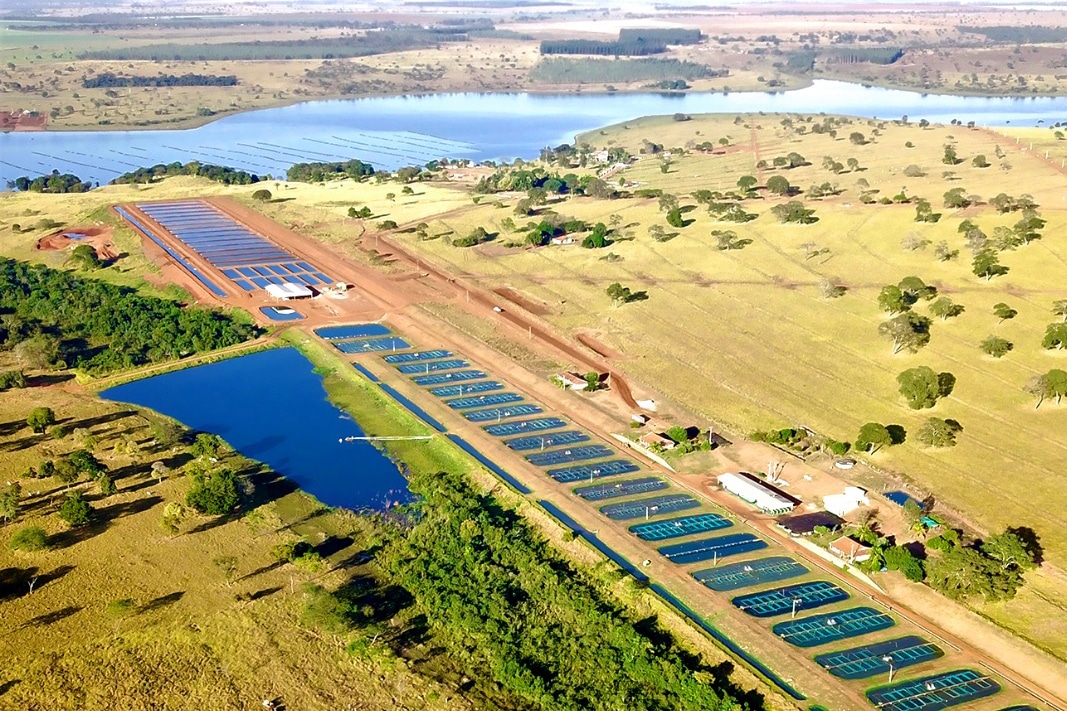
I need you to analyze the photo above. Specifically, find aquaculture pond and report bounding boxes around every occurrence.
[101,347,415,511]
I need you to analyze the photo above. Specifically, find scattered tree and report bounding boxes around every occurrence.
[1052,300,1067,323]
[898,276,936,301]
[765,175,792,196]
[943,188,971,208]
[897,366,953,409]
[606,282,645,306]
[972,249,1007,280]
[8,525,49,552]
[993,302,1017,323]
[878,312,932,354]
[878,285,912,315]
[1042,323,1067,350]
[916,417,962,448]
[186,468,240,515]
[770,201,817,224]
[929,296,964,320]
[818,278,846,299]
[69,244,101,270]
[0,482,20,523]
[855,422,893,453]
[27,407,56,434]
[980,336,1012,358]
[251,189,272,201]
[933,241,958,261]
[1024,370,1067,408]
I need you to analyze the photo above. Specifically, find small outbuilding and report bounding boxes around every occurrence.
[829,536,873,563]
[265,282,313,301]
[555,372,588,390]
[823,486,870,518]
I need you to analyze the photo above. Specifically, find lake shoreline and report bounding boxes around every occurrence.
[17,73,1067,136]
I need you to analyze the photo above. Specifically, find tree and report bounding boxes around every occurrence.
[186,468,239,515]
[765,175,792,196]
[251,189,272,201]
[665,208,685,229]
[903,164,926,178]
[943,188,971,208]
[877,285,912,315]
[1043,323,1067,350]
[58,491,93,527]
[925,546,1003,601]
[883,545,924,582]
[849,131,866,145]
[191,432,225,459]
[916,417,962,448]
[980,335,1012,358]
[214,555,239,586]
[712,229,750,251]
[981,531,1037,572]
[606,282,644,306]
[0,370,27,391]
[14,334,59,370]
[992,302,1017,323]
[819,278,846,299]
[665,426,689,445]
[657,193,678,213]
[897,276,936,301]
[27,407,56,434]
[1052,300,1067,322]
[69,244,101,270]
[1024,369,1067,408]
[914,199,940,223]
[972,154,989,168]
[933,241,958,262]
[96,473,116,496]
[897,366,950,409]
[855,422,893,453]
[583,372,600,392]
[770,201,817,224]
[0,482,20,522]
[972,249,1007,280]
[929,296,964,320]
[942,144,959,165]
[736,175,757,193]
[878,312,932,354]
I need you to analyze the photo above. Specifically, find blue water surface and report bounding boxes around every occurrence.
[101,347,415,511]
[4,80,1067,186]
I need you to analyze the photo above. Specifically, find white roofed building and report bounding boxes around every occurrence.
[716,472,796,515]
[265,282,313,300]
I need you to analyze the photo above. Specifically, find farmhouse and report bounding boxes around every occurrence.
[550,236,576,246]
[265,282,313,301]
[829,536,873,563]
[717,472,796,514]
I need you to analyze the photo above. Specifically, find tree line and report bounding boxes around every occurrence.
[82,72,238,88]
[7,170,92,193]
[111,161,261,186]
[540,39,668,57]
[0,258,258,375]
[286,158,375,183]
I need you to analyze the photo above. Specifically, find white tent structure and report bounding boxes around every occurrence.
[823,486,870,518]
[717,472,795,514]
[265,282,313,300]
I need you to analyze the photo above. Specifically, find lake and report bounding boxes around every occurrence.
[3,79,1067,186]
[100,347,416,511]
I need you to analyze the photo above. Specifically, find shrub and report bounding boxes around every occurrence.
[186,468,239,515]
[58,491,93,527]
[9,525,50,552]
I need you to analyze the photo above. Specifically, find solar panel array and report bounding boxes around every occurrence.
[135,201,333,294]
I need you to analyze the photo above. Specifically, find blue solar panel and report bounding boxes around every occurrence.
[238,267,258,277]
[574,477,666,501]
[526,444,614,467]
[601,494,699,521]
[657,533,767,564]
[483,417,566,436]
[504,430,589,451]
[549,460,639,483]
[693,557,808,592]
[316,324,391,340]
[235,280,254,291]
[250,277,270,288]
[629,513,732,541]
[464,404,542,422]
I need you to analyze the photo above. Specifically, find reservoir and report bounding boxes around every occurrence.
[100,347,416,511]
[3,79,1067,186]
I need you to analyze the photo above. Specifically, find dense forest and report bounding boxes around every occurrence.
[540,39,668,57]
[529,57,723,84]
[286,159,375,183]
[78,28,469,62]
[617,27,702,44]
[0,259,258,375]
[82,72,238,88]
[959,25,1067,44]
[823,48,904,65]
[7,171,91,193]
[111,162,261,185]
[372,466,759,711]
